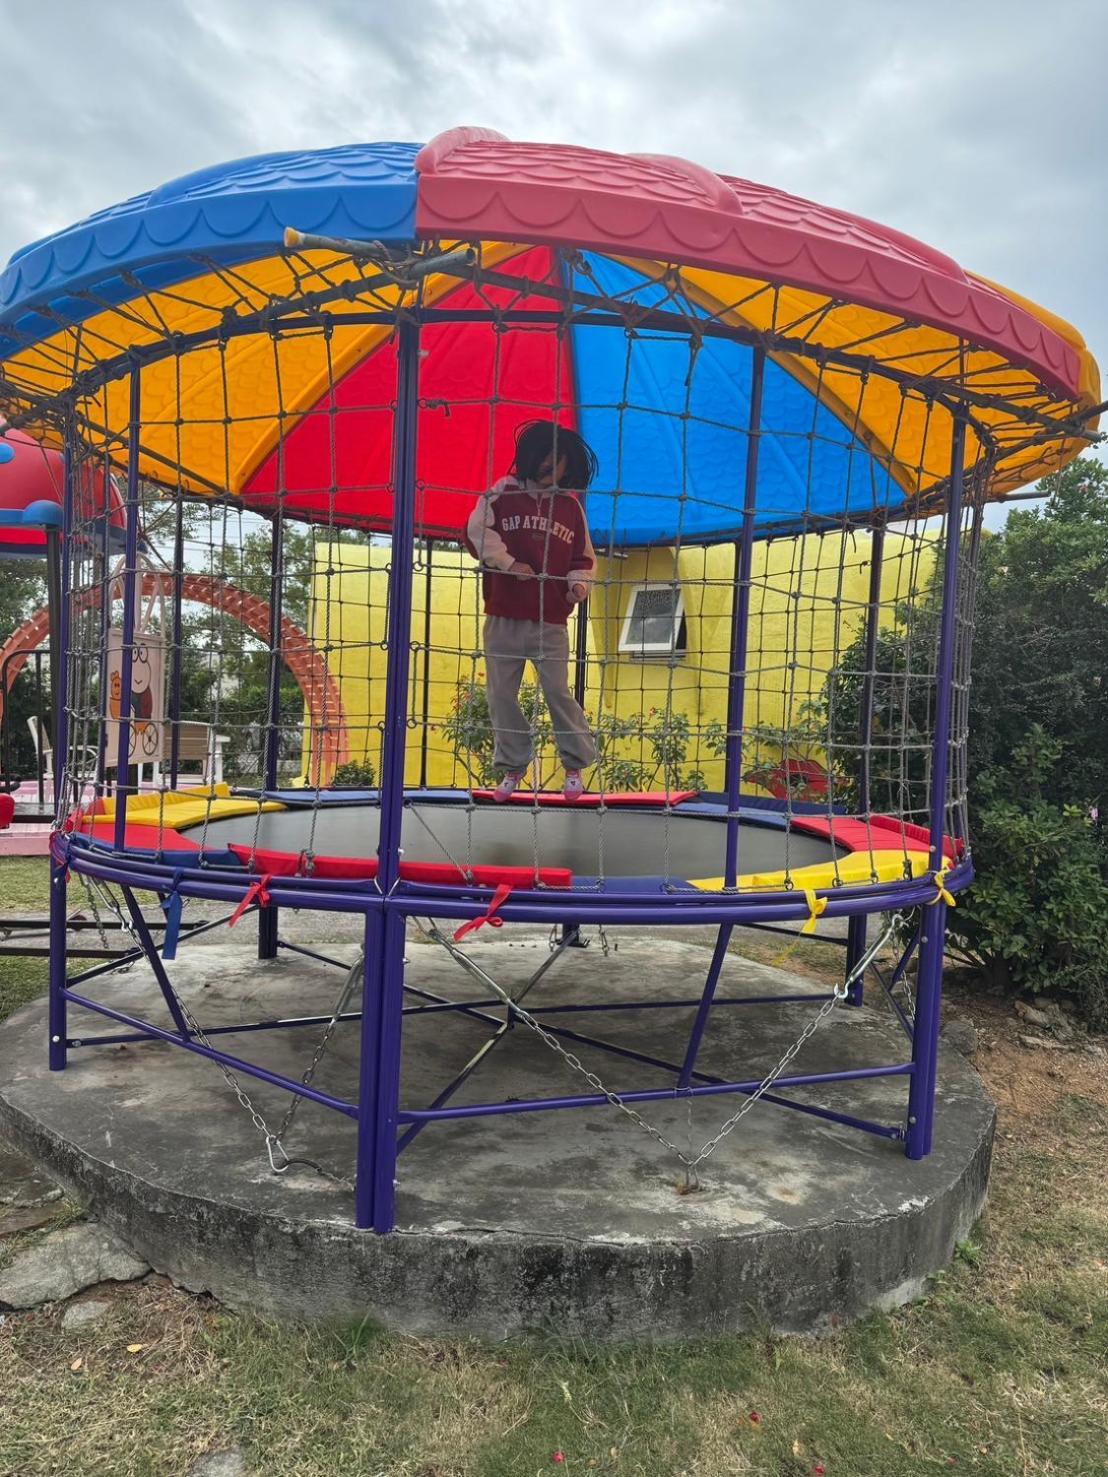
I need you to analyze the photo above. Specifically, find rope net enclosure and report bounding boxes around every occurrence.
[41,243,989,900]
[0,135,1098,1230]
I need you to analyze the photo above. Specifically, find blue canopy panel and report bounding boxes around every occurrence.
[570,255,898,545]
[0,143,421,362]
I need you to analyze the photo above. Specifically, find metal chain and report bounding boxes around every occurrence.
[273,953,363,1148]
[682,914,900,1177]
[77,873,121,963]
[442,914,897,1184]
[150,945,359,1188]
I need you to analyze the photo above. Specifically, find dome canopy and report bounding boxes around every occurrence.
[0,130,1098,544]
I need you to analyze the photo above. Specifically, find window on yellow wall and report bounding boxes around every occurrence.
[618,583,687,660]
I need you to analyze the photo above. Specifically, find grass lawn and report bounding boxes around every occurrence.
[0,884,1105,1474]
[0,856,50,913]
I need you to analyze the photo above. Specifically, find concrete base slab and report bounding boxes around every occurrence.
[0,925,994,1338]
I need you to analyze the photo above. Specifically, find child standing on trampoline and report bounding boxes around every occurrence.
[465,421,599,801]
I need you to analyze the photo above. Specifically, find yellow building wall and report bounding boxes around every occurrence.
[306,532,936,791]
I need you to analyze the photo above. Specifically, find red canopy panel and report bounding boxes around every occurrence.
[242,246,576,535]
[415,129,1088,401]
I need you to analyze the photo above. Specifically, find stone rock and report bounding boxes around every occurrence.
[1082,1043,1107,1059]
[941,1019,978,1057]
[1014,1000,1053,1029]
[187,1452,247,1477]
[0,1222,149,1310]
[0,1141,63,1209]
[0,1204,59,1238]
[61,1298,112,1331]
[1017,1033,1070,1052]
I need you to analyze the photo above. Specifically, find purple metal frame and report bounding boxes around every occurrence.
[258,511,285,962]
[356,313,421,1230]
[112,370,143,853]
[906,415,966,1159]
[44,310,975,1237]
[845,520,887,1005]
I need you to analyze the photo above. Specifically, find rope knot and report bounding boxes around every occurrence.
[229,874,273,928]
[453,882,513,942]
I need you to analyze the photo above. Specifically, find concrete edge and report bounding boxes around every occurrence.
[0,1082,995,1339]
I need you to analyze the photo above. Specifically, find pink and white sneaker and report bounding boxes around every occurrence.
[493,770,526,803]
[563,770,585,802]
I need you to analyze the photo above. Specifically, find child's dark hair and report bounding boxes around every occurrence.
[510,420,599,491]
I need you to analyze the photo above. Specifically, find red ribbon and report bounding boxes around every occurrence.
[229,873,273,928]
[453,882,513,942]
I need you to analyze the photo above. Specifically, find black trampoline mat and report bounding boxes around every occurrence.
[194,802,840,881]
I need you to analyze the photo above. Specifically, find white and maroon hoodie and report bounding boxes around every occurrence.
[464,476,596,626]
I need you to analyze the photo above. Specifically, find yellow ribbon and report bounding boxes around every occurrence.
[769,888,829,966]
[930,869,956,908]
[800,887,829,935]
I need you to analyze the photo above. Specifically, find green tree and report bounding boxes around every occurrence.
[804,458,1108,1024]
[968,458,1108,810]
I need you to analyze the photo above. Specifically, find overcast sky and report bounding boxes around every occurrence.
[0,0,1104,507]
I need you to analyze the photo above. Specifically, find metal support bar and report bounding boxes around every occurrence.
[398,1062,914,1124]
[118,887,191,1037]
[168,497,185,789]
[53,420,74,813]
[44,528,62,797]
[906,415,966,1159]
[354,313,421,1232]
[395,1024,512,1155]
[419,538,433,790]
[846,522,887,1005]
[61,988,358,1116]
[113,370,143,850]
[724,348,765,887]
[259,511,284,961]
[678,924,733,1088]
[47,853,68,1071]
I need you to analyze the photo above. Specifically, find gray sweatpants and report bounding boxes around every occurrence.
[484,615,597,773]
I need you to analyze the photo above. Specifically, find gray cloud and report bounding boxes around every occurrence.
[0,0,1103,498]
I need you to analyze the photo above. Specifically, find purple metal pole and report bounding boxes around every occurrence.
[724,346,765,887]
[113,369,143,852]
[47,840,68,1071]
[678,348,765,1083]
[845,521,886,1004]
[906,413,966,1159]
[258,511,284,960]
[354,313,421,1232]
[418,537,433,790]
[168,497,185,790]
[93,486,113,803]
[45,529,63,786]
[49,421,74,817]
[47,429,76,1071]
[118,886,190,1036]
[677,923,732,1088]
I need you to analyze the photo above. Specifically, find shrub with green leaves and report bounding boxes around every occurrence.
[329,759,377,788]
[440,680,707,791]
[946,728,1108,1027]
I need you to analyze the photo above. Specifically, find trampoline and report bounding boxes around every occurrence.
[67,789,963,894]
[1,128,1099,1232]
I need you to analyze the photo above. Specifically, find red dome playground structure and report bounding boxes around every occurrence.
[0,428,126,807]
[0,130,1101,1236]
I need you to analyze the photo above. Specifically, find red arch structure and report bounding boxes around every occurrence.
[0,572,349,783]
